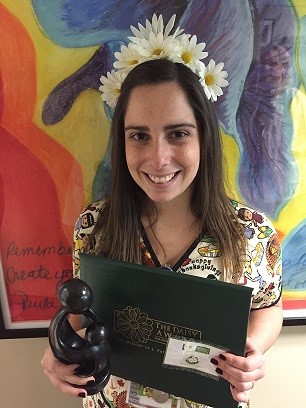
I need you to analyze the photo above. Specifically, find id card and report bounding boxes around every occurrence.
[163,337,228,379]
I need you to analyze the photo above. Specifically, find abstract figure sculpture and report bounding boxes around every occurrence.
[49,278,111,395]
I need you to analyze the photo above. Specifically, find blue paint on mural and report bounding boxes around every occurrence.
[180,0,299,218]
[31,0,188,47]
[236,0,299,218]
[282,221,306,292]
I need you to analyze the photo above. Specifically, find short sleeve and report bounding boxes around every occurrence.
[72,201,104,278]
[235,203,282,309]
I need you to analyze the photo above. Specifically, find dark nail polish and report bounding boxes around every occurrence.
[87,380,95,385]
[219,354,226,361]
[78,392,86,398]
[210,358,218,365]
[215,367,223,375]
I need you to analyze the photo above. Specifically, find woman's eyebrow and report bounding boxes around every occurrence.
[164,122,196,130]
[124,125,149,132]
[124,123,196,132]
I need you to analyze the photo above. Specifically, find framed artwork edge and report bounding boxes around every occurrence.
[282,307,306,326]
[0,301,48,339]
[283,318,306,326]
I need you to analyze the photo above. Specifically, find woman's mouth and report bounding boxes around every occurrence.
[147,172,178,184]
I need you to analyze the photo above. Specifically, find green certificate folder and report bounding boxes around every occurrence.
[80,253,252,408]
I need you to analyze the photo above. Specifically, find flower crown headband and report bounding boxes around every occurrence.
[99,14,228,108]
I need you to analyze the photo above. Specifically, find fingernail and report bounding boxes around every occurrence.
[219,354,226,361]
[87,380,95,385]
[78,392,86,398]
[210,358,218,365]
[215,367,223,375]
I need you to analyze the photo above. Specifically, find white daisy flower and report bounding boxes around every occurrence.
[129,13,184,45]
[199,59,229,101]
[99,70,127,108]
[138,31,177,59]
[99,14,229,108]
[174,34,208,72]
[113,43,145,72]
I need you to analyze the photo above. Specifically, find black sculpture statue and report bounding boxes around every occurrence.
[49,278,111,395]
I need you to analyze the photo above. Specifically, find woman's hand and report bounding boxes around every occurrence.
[210,337,265,403]
[41,346,95,398]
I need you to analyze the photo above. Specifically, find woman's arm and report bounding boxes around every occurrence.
[248,299,283,353]
[210,300,283,403]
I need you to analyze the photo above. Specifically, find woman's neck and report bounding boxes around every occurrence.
[141,202,201,267]
[143,196,195,227]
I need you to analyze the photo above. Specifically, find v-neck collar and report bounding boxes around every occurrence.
[140,226,203,271]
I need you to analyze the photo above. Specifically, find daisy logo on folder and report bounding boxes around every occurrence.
[114,306,153,344]
[114,306,202,347]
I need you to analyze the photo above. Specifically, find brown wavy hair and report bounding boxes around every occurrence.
[89,59,246,282]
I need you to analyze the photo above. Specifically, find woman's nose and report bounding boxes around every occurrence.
[148,139,171,169]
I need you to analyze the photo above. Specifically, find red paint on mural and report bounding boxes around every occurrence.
[0,4,84,326]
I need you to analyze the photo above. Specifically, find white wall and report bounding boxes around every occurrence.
[0,325,305,407]
[251,325,306,407]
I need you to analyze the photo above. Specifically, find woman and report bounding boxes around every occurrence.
[42,15,282,408]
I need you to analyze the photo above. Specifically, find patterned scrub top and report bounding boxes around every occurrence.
[73,200,282,408]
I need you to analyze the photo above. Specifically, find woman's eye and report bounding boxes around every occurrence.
[171,131,188,139]
[131,132,148,140]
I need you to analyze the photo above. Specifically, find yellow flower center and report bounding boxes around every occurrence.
[130,59,138,66]
[205,74,215,86]
[153,48,163,56]
[181,51,192,64]
[114,88,121,95]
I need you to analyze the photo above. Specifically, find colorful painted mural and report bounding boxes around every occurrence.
[0,0,305,335]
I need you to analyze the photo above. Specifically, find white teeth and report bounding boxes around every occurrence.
[148,173,176,184]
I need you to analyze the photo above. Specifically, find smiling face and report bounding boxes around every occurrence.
[124,81,200,207]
